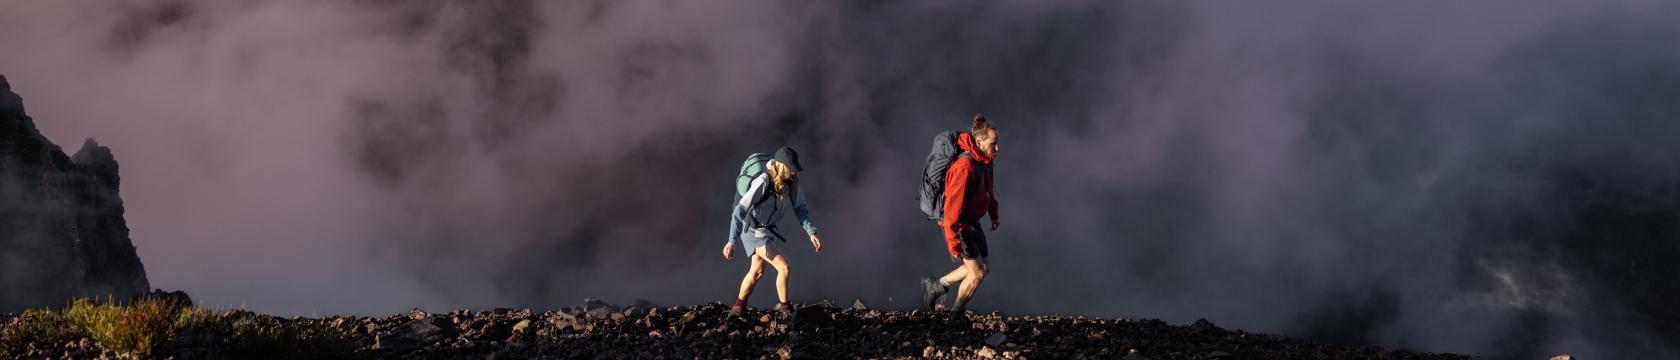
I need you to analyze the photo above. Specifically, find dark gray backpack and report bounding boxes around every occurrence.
[916,131,970,221]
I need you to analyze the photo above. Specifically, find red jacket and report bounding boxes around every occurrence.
[941,133,998,256]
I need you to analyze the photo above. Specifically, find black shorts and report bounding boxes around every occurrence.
[956,227,989,260]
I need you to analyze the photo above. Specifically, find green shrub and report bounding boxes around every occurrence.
[0,298,366,360]
[61,296,181,355]
[0,308,88,357]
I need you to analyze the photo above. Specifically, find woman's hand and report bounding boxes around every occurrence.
[810,234,823,252]
[723,243,736,259]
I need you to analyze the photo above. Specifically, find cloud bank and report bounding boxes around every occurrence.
[3,1,1679,358]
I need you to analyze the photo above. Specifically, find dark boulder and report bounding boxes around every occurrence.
[586,307,613,320]
[376,316,458,351]
[147,289,194,308]
[791,305,834,329]
[583,297,618,312]
[985,331,1008,347]
[634,298,660,309]
[1190,318,1226,334]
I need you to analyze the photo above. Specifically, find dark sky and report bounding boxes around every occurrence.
[3,1,1679,359]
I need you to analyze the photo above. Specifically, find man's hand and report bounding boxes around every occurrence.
[810,234,823,252]
[723,243,736,259]
[990,219,1000,231]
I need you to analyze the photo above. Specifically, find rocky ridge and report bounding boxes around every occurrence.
[350,299,1480,360]
[5,298,1486,360]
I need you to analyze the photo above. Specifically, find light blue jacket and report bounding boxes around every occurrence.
[727,172,817,246]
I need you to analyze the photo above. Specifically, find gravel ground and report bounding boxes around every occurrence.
[3,299,1485,360]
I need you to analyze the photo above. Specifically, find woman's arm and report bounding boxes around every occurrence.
[793,189,818,235]
[794,189,821,251]
[727,202,745,246]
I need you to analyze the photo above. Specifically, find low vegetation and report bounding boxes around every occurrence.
[0,296,365,359]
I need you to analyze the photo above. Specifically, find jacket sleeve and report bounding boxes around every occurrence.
[794,188,817,235]
[940,157,973,247]
[988,183,999,222]
[727,202,745,246]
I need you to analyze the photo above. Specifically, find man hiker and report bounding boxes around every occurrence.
[920,115,1000,319]
[724,147,823,318]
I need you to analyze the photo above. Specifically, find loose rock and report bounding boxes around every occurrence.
[376,316,457,351]
[986,331,1008,347]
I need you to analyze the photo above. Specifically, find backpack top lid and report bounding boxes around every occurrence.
[737,153,774,196]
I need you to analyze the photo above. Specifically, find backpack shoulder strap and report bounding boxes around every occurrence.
[956,152,991,171]
[748,173,776,207]
[740,173,788,241]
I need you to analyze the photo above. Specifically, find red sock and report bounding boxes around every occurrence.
[780,301,791,309]
[734,299,747,308]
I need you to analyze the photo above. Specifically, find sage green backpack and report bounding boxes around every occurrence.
[735,152,788,241]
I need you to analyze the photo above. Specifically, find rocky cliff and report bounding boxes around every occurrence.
[0,74,150,312]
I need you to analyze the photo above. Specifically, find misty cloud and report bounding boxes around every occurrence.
[3,1,1679,359]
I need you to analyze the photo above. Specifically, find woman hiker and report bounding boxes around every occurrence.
[724,147,822,318]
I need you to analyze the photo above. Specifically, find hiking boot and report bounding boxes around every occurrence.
[727,306,744,318]
[920,276,949,312]
[949,310,970,325]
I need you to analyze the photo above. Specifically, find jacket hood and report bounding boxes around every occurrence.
[957,133,994,165]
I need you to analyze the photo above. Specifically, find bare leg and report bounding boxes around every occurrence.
[756,243,792,304]
[951,258,989,309]
[736,247,767,303]
[933,261,970,310]
[942,264,970,285]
